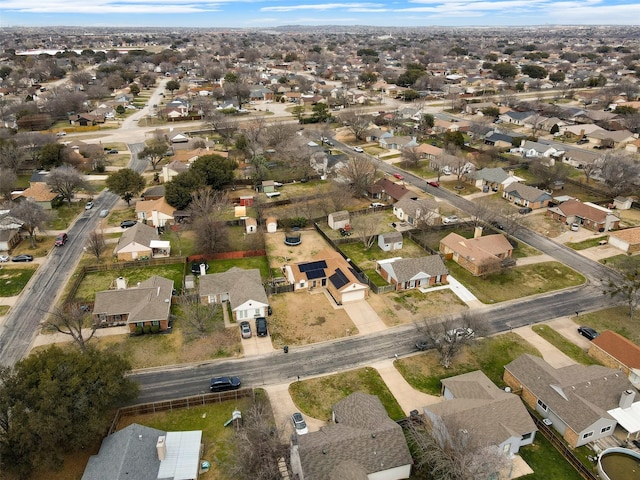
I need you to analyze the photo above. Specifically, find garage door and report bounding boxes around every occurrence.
[341,290,366,303]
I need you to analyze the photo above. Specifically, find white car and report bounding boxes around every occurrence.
[353,146,364,153]
[85,201,94,210]
[370,202,385,208]
[442,166,452,175]
[445,327,475,342]
[0,254,9,262]
[442,215,459,225]
[291,412,309,435]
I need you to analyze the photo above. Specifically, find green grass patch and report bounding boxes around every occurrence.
[73,263,185,301]
[600,254,640,274]
[511,241,541,258]
[0,267,37,296]
[363,268,388,287]
[208,256,270,279]
[104,207,137,226]
[565,236,608,250]
[340,236,428,270]
[519,434,585,480]
[577,306,640,345]
[532,324,601,365]
[445,260,585,304]
[47,204,84,230]
[289,367,405,421]
[396,333,541,395]
[0,305,9,315]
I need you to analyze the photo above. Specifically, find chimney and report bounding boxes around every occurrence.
[474,226,483,239]
[200,263,207,276]
[156,436,166,461]
[619,389,636,409]
[116,277,127,290]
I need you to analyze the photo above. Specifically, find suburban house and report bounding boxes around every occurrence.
[560,147,602,169]
[414,143,443,161]
[392,197,439,227]
[13,182,59,209]
[376,256,449,290]
[283,249,369,304]
[161,160,189,183]
[136,197,175,228]
[366,178,413,204]
[379,135,418,150]
[588,331,640,388]
[472,167,523,192]
[0,210,24,251]
[114,222,170,261]
[504,354,640,448]
[608,227,640,254]
[92,275,174,332]
[484,131,522,148]
[498,110,537,126]
[510,140,561,160]
[290,392,412,480]
[327,210,350,230]
[503,184,552,210]
[141,185,166,201]
[440,229,514,276]
[589,129,635,148]
[423,371,537,457]
[546,199,620,232]
[199,267,269,321]
[82,423,202,480]
[378,231,403,251]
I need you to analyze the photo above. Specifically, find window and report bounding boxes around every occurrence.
[254,309,260,316]
[152,321,159,327]
[537,399,548,412]
[582,431,593,440]
[600,426,612,434]
[521,432,533,440]
[136,322,144,328]
[113,314,122,322]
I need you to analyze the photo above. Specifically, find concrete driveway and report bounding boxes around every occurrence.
[343,300,387,334]
[546,316,592,350]
[241,333,275,356]
[512,325,576,368]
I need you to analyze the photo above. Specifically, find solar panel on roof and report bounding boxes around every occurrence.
[330,268,349,289]
[305,269,326,280]
[298,260,327,272]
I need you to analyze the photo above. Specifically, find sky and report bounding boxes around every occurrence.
[0,0,638,28]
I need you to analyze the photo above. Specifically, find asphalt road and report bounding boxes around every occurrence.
[0,143,146,367]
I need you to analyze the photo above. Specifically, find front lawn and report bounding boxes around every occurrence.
[0,267,37,296]
[565,236,608,250]
[73,263,186,301]
[289,367,405,421]
[47,203,84,230]
[601,254,640,274]
[396,333,541,395]
[446,261,585,304]
[532,324,601,365]
[572,306,640,345]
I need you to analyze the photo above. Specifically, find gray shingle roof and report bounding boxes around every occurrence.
[473,167,510,184]
[116,222,159,251]
[505,354,638,433]
[199,267,268,310]
[394,197,438,220]
[385,256,448,283]
[296,393,412,479]
[504,183,552,203]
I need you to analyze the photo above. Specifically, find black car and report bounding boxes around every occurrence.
[255,317,268,337]
[12,254,33,262]
[519,207,532,214]
[415,339,432,351]
[578,326,599,340]
[191,261,209,275]
[209,376,241,392]
[120,220,137,228]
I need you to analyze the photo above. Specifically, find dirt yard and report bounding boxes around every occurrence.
[265,228,332,271]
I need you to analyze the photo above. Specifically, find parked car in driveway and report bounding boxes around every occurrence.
[370,202,385,208]
[240,321,252,339]
[12,254,33,262]
[442,215,459,225]
[291,412,309,435]
[120,220,137,228]
[255,317,268,337]
[578,326,599,340]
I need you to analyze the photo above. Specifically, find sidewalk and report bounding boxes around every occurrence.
[32,326,130,348]
[420,275,482,309]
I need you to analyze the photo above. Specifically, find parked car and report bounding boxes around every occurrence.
[442,215,459,225]
[442,166,452,175]
[570,223,580,231]
[415,339,433,351]
[427,181,440,188]
[353,146,364,153]
[519,207,532,214]
[240,321,252,339]
[209,376,241,392]
[85,201,94,210]
[393,173,405,180]
[99,209,109,218]
[56,131,66,137]
[107,149,118,154]
[120,220,137,229]
[370,202,385,208]
[255,317,268,337]
[191,261,209,275]
[291,412,309,435]
[578,326,599,340]
[445,327,475,342]
[12,254,33,262]
[54,233,68,246]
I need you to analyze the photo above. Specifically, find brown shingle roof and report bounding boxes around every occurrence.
[609,227,640,246]
[591,330,640,370]
[372,178,412,202]
[17,182,58,202]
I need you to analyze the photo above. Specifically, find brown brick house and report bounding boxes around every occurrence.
[439,230,513,276]
[588,331,640,387]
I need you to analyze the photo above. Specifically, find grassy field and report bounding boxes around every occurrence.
[575,305,640,344]
[601,253,640,273]
[11,235,55,257]
[207,256,270,279]
[396,333,541,395]
[565,236,608,250]
[47,203,84,230]
[446,260,585,304]
[340,236,428,270]
[519,434,585,480]
[0,267,37,296]
[532,324,601,365]
[289,367,405,421]
[73,263,186,301]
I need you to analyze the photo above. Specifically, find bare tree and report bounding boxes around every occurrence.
[10,201,50,248]
[340,109,372,141]
[46,165,87,206]
[339,156,377,196]
[599,152,640,196]
[324,181,354,214]
[0,139,26,171]
[352,214,379,250]
[402,146,422,167]
[187,187,229,220]
[0,168,17,201]
[605,267,640,318]
[178,295,219,338]
[581,159,602,184]
[86,231,106,262]
[43,303,97,352]
[139,137,169,170]
[193,216,228,254]
[405,414,510,480]
[224,397,289,480]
